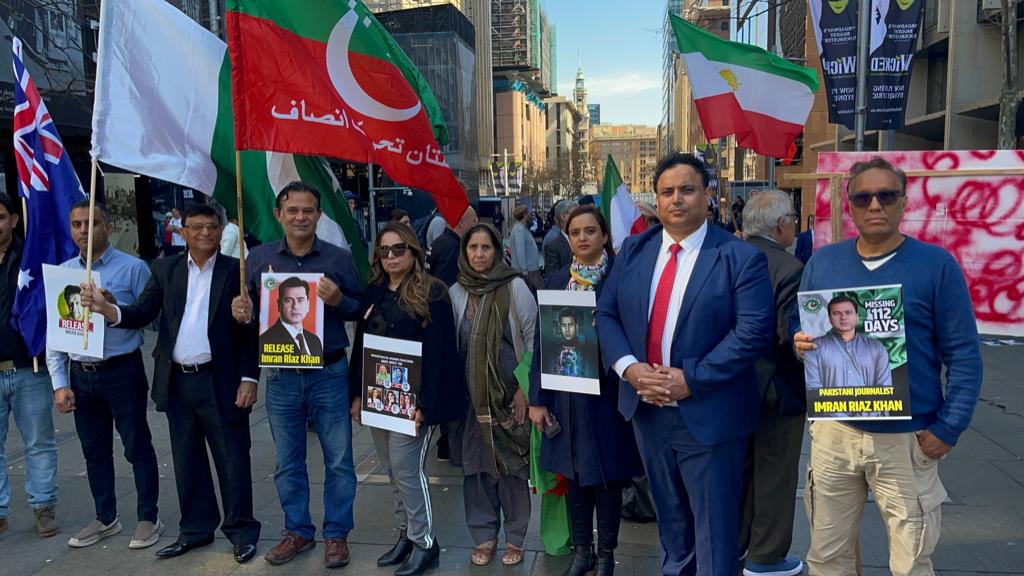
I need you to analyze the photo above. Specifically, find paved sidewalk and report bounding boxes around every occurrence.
[2,339,1021,575]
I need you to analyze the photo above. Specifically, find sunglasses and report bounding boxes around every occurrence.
[184,223,221,232]
[377,242,408,258]
[848,189,903,209]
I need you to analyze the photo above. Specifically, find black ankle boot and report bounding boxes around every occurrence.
[562,545,596,576]
[595,549,615,576]
[377,531,413,567]
[395,541,440,576]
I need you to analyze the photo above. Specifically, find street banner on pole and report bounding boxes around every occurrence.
[225,0,470,227]
[809,0,924,130]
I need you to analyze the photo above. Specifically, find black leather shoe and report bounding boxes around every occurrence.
[378,530,414,567]
[595,549,615,576]
[562,545,595,576]
[234,543,258,563]
[395,541,440,576]
[155,536,215,559]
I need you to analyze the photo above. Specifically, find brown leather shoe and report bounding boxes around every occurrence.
[324,538,350,568]
[264,531,315,565]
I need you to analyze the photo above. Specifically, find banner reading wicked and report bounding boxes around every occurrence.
[809,0,923,130]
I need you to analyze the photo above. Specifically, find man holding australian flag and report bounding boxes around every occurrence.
[793,157,982,576]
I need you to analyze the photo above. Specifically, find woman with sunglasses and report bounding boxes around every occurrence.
[349,223,466,576]
[449,222,536,567]
[528,205,643,576]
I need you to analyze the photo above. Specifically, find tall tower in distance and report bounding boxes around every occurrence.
[573,53,594,190]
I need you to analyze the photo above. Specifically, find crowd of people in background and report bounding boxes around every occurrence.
[0,153,982,576]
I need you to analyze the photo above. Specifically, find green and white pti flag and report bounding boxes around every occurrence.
[669,14,819,158]
[91,0,367,279]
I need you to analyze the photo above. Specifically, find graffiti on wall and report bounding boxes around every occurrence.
[815,150,1024,337]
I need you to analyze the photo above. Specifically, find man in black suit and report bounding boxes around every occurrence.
[80,204,261,564]
[738,191,806,576]
[261,276,323,360]
[795,215,814,264]
[542,200,575,277]
[427,205,476,288]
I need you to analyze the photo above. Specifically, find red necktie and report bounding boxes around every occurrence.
[296,333,308,356]
[646,243,682,366]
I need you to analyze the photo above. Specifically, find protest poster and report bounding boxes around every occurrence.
[537,290,600,395]
[43,265,105,357]
[798,284,910,420]
[361,334,421,437]
[258,273,324,368]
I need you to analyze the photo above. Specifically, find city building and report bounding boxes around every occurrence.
[573,65,594,188]
[491,0,555,191]
[374,4,480,195]
[588,104,601,125]
[365,0,494,191]
[542,95,586,198]
[590,125,660,194]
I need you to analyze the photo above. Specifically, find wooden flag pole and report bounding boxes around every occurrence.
[235,151,247,298]
[82,158,98,350]
[20,197,38,373]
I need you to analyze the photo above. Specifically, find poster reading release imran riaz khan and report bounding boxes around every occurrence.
[798,284,910,420]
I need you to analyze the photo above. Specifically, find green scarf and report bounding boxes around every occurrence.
[458,224,531,475]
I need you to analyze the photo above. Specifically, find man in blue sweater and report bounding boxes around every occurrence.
[793,157,982,576]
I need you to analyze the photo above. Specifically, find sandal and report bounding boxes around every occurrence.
[471,540,497,566]
[502,544,525,566]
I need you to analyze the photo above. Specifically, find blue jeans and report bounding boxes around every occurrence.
[0,367,58,518]
[266,358,355,540]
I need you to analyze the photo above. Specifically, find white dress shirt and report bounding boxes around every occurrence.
[171,251,216,365]
[219,222,247,259]
[613,221,709,378]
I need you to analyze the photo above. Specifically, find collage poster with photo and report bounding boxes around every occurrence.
[361,334,422,437]
[537,290,600,395]
[259,272,325,369]
[43,265,105,357]
[798,284,910,420]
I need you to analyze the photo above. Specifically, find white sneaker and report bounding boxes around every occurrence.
[68,517,122,548]
[129,519,165,549]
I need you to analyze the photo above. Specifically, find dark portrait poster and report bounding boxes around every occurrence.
[259,273,325,369]
[799,284,909,420]
[361,334,422,437]
[538,290,600,395]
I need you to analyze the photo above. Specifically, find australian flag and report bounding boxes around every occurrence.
[12,37,85,357]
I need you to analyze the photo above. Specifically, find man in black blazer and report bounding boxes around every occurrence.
[261,276,323,360]
[81,204,260,564]
[542,200,575,278]
[739,191,807,576]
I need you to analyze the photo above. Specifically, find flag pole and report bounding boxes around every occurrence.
[20,196,38,373]
[235,151,247,297]
[82,158,98,350]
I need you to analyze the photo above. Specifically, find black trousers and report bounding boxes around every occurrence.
[738,405,805,564]
[166,369,260,546]
[566,476,625,552]
[71,351,159,525]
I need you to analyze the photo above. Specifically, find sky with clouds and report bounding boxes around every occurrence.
[543,0,667,126]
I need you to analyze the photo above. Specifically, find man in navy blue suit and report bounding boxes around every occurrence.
[596,153,774,576]
[795,215,814,264]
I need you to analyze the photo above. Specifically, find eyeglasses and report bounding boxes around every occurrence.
[184,223,221,232]
[377,242,408,258]
[848,189,903,209]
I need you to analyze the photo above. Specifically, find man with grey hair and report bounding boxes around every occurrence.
[738,190,806,576]
[542,200,576,277]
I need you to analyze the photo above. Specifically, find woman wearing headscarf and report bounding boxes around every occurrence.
[349,223,466,576]
[528,205,644,576]
[449,222,537,567]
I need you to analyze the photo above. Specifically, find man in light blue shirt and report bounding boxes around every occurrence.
[44,201,162,550]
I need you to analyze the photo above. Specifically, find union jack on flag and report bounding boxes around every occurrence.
[11,36,85,357]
